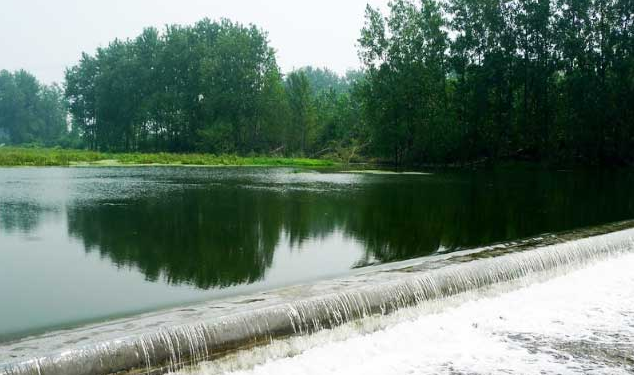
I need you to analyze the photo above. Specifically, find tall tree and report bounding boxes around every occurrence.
[285,71,316,154]
[0,70,68,146]
[359,0,451,164]
[64,19,286,154]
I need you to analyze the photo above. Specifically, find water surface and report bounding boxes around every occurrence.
[1,166,633,341]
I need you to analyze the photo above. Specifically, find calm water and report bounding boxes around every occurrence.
[1,166,633,341]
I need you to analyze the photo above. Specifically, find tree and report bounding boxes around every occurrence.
[0,70,68,146]
[359,0,451,164]
[65,18,286,154]
[53,8,634,165]
[285,71,316,154]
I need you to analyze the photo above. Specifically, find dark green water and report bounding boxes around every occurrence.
[1,166,633,342]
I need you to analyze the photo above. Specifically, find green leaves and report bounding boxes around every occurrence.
[358,0,451,165]
[357,0,634,165]
[64,19,283,154]
[0,70,68,147]
[5,3,629,166]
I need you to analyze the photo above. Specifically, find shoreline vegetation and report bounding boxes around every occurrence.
[1,1,632,167]
[0,147,337,167]
[1,147,629,170]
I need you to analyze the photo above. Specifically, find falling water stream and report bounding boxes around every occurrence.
[183,251,634,375]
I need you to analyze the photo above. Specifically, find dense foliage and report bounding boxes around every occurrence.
[0,70,71,146]
[359,0,634,165]
[2,2,633,165]
[63,19,364,157]
[64,19,285,153]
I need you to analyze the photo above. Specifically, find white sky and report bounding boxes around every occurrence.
[0,0,390,84]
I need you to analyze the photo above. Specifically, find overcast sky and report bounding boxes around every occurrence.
[1,0,390,84]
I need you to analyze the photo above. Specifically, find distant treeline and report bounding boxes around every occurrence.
[0,71,72,147]
[1,0,633,165]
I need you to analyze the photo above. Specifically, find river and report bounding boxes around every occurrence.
[2,166,634,341]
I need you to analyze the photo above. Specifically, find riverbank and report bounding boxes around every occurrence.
[0,147,337,167]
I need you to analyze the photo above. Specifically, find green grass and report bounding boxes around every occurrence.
[0,147,337,168]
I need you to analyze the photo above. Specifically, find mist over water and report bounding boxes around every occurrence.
[1,166,634,341]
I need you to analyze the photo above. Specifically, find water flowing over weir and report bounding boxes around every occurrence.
[2,222,634,375]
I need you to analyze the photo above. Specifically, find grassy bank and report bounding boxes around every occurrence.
[0,147,337,167]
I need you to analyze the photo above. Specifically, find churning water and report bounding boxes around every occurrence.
[182,252,634,375]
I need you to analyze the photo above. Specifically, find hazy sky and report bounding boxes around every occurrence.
[1,0,390,84]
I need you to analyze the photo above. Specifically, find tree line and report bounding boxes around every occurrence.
[359,0,634,165]
[1,1,633,165]
[0,70,72,147]
[63,19,364,157]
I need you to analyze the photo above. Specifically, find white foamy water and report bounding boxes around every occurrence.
[178,253,634,375]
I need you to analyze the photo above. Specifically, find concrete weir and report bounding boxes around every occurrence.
[2,221,634,375]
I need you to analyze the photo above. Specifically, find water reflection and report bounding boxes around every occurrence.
[59,168,634,289]
[67,188,280,288]
[3,167,634,340]
[0,203,45,233]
